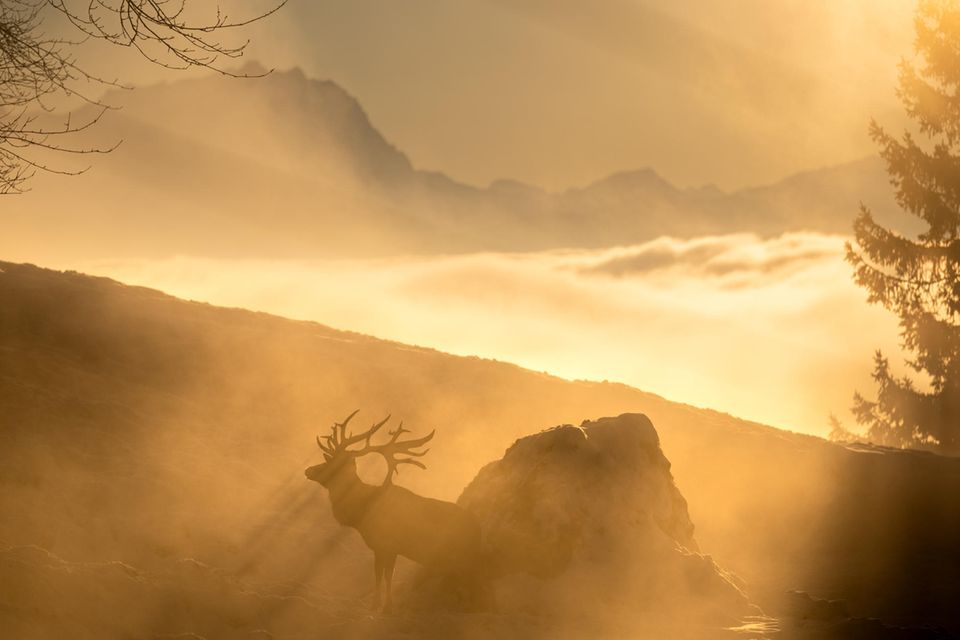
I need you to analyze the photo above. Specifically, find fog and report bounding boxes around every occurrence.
[61,231,902,436]
[5,258,957,639]
[8,3,960,637]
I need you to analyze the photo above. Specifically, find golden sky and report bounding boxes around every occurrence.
[249,0,914,190]
[75,0,915,191]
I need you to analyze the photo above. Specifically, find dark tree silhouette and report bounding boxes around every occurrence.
[0,0,283,194]
[847,0,960,454]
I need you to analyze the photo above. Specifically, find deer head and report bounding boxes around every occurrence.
[305,410,435,487]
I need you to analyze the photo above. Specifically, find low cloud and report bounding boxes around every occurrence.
[64,232,902,437]
[581,233,843,283]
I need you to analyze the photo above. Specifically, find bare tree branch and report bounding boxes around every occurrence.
[0,0,285,194]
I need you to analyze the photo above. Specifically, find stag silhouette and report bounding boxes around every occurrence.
[305,410,482,612]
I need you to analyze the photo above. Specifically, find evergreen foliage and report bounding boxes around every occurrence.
[848,0,960,453]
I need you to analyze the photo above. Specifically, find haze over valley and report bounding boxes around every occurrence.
[5,3,958,638]
[4,68,909,435]
[65,233,901,435]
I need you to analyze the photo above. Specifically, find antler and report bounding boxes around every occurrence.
[362,421,435,484]
[342,414,393,449]
[315,411,434,484]
[317,409,359,457]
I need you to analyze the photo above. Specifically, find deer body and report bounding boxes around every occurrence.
[306,412,482,611]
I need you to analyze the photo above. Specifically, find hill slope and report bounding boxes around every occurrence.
[1,261,957,638]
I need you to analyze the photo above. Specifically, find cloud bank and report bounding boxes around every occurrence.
[66,232,903,436]
[581,233,841,282]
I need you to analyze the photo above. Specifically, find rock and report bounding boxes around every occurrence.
[456,413,756,625]
[784,590,850,622]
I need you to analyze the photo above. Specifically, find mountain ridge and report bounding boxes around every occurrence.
[4,67,903,263]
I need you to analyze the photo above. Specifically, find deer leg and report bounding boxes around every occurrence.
[373,552,385,611]
[382,554,397,613]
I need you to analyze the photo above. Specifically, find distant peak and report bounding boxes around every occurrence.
[280,65,307,79]
[487,178,546,195]
[580,167,675,194]
[615,167,661,180]
[232,60,269,77]
[689,183,724,197]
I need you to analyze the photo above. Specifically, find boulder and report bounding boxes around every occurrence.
[456,413,757,627]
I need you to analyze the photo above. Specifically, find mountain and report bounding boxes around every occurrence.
[1,260,958,638]
[2,68,903,264]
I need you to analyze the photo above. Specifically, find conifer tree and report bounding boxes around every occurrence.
[847,0,960,454]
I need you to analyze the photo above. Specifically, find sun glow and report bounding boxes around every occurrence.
[65,232,901,436]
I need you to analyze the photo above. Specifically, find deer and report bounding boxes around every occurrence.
[305,410,483,612]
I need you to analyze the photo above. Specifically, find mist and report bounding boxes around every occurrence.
[5,259,953,640]
[61,231,901,435]
[6,2,960,638]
